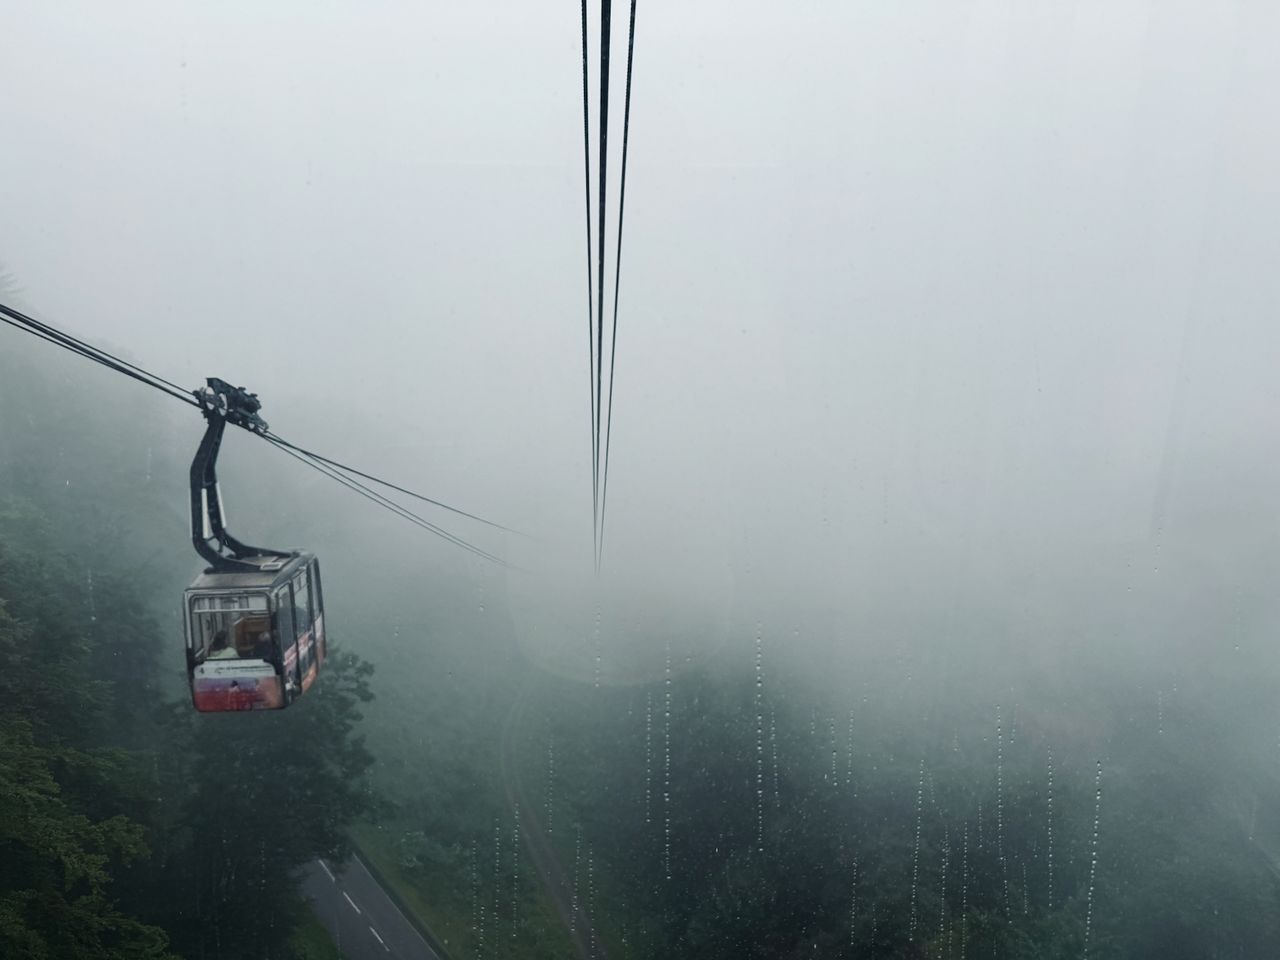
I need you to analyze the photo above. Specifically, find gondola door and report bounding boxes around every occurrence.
[309,559,327,668]
[292,567,319,694]
[274,584,298,702]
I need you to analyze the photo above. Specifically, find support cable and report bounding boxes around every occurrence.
[597,0,638,569]
[1,302,198,407]
[594,0,613,571]
[264,432,526,537]
[263,436,510,568]
[581,0,600,554]
[0,300,518,556]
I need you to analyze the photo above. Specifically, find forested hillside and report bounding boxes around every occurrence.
[9,1,1280,957]
[5,276,1280,960]
[366,629,1280,960]
[0,289,377,959]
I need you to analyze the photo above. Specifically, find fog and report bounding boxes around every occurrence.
[8,3,1280,956]
[7,0,1280,761]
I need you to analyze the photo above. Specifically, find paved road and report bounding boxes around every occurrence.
[302,856,442,960]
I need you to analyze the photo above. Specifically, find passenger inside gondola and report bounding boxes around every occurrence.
[208,630,237,659]
[248,629,272,659]
[234,617,272,659]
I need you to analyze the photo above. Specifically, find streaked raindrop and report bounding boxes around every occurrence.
[996,704,1010,918]
[1047,748,1055,909]
[1084,760,1103,958]
[909,759,924,939]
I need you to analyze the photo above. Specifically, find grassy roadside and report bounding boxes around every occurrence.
[350,822,470,956]
[292,908,344,959]
[350,821,577,960]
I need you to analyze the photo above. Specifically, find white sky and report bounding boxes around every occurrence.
[5,1,1280,676]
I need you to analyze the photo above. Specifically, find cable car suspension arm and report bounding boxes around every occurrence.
[190,378,292,573]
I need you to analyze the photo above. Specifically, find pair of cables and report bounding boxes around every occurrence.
[0,300,516,566]
[580,0,639,571]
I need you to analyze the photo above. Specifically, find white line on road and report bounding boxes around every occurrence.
[318,860,335,882]
[343,891,362,915]
[370,926,389,951]
[350,855,435,951]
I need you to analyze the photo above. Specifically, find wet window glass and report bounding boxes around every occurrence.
[2,3,1279,957]
[189,594,263,661]
[275,586,296,650]
[292,571,312,640]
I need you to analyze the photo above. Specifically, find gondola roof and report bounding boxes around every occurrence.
[187,552,312,591]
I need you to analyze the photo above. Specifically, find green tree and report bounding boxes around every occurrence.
[0,603,174,959]
[1,289,381,958]
[135,649,378,959]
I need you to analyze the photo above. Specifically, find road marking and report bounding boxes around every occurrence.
[370,926,389,951]
[318,860,335,882]
[350,855,434,950]
[343,891,361,914]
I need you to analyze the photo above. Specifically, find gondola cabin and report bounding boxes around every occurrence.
[185,553,326,712]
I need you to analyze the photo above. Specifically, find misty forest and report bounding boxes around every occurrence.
[4,3,1280,960]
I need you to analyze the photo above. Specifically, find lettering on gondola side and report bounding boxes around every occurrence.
[192,660,283,711]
